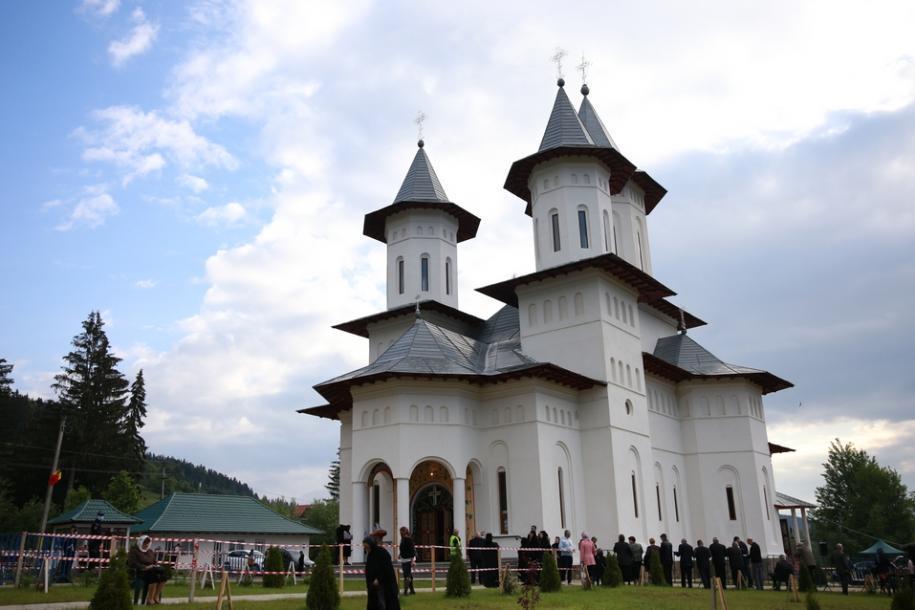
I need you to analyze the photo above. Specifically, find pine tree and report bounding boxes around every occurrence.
[445,553,471,597]
[0,358,13,395]
[305,545,339,610]
[89,549,131,610]
[125,370,148,463]
[649,550,666,586]
[604,553,623,587]
[539,551,561,592]
[325,449,340,500]
[53,312,133,495]
[262,546,285,588]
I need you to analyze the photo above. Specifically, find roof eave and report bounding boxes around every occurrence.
[642,352,794,395]
[332,300,486,338]
[362,200,481,243]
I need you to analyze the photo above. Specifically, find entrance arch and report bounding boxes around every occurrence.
[409,459,453,561]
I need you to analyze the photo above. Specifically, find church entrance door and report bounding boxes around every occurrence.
[412,483,453,562]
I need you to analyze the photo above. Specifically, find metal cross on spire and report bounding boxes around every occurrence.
[551,47,567,80]
[415,111,427,143]
[577,54,591,85]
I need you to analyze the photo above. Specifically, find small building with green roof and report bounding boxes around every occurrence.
[132,493,322,569]
[48,498,141,534]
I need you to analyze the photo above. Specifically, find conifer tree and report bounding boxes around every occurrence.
[125,370,148,463]
[262,546,285,588]
[604,553,623,587]
[89,549,131,610]
[649,550,666,586]
[445,553,472,597]
[539,551,561,592]
[325,450,340,500]
[305,545,339,610]
[0,358,13,395]
[103,471,142,514]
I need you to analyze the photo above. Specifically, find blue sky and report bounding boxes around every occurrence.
[2,0,915,502]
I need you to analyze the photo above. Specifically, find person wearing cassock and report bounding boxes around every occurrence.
[709,537,727,589]
[363,535,400,610]
[613,535,634,584]
[676,538,694,588]
[481,533,500,588]
[694,539,711,589]
[468,532,484,585]
[660,534,674,586]
[728,541,744,588]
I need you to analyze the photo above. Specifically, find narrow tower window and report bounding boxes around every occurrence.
[656,483,662,521]
[397,258,405,294]
[558,468,567,529]
[631,473,639,518]
[445,258,452,295]
[763,486,770,520]
[725,486,737,521]
[578,209,589,248]
[551,212,561,252]
[603,210,611,252]
[420,256,429,292]
[498,468,509,534]
[673,486,680,522]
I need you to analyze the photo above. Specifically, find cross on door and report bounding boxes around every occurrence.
[429,487,442,506]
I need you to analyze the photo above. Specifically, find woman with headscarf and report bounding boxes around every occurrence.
[481,533,500,588]
[579,532,596,586]
[127,535,156,605]
[363,535,400,610]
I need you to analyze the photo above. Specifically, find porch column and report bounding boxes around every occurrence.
[453,477,466,555]
[790,508,800,545]
[352,482,367,563]
[801,508,811,545]
[396,478,410,558]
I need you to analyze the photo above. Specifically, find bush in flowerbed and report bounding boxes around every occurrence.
[262,546,286,588]
[538,552,561,592]
[445,553,471,597]
[306,545,340,610]
[89,550,131,610]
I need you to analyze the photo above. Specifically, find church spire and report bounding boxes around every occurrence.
[538,79,594,151]
[578,84,618,150]
[393,140,450,203]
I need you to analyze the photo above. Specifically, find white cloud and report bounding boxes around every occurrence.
[55,185,118,231]
[75,106,236,183]
[177,174,209,193]
[108,8,159,67]
[135,279,156,289]
[80,0,119,17]
[196,202,246,225]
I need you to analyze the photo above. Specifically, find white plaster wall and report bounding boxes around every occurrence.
[611,182,652,273]
[639,307,679,353]
[366,309,480,362]
[385,210,459,310]
[528,157,614,271]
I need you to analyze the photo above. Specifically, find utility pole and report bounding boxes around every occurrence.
[161,468,166,499]
[40,415,66,533]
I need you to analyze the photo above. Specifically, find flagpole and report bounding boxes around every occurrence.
[40,415,66,533]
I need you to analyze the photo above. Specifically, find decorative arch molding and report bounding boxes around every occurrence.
[358,459,393,484]
[406,455,458,480]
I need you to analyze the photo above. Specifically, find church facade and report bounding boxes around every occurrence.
[301,78,792,562]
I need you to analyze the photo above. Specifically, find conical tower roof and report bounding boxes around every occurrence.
[393,142,449,203]
[538,80,594,151]
[578,87,618,149]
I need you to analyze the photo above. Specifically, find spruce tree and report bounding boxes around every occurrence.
[445,553,471,597]
[53,312,134,495]
[649,550,666,586]
[125,370,148,463]
[306,545,339,610]
[89,549,131,610]
[604,553,623,587]
[0,358,13,395]
[325,449,340,500]
[539,551,561,592]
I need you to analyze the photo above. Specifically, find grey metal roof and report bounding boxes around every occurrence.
[393,146,449,203]
[538,85,594,151]
[654,333,771,377]
[578,95,618,150]
[774,491,815,509]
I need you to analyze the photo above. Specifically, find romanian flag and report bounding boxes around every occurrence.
[48,470,62,486]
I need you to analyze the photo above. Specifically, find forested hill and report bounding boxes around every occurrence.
[144,454,255,497]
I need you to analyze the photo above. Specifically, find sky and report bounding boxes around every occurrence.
[1,0,915,505]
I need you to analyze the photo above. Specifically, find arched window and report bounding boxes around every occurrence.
[560,410,566,425]
[497,468,509,534]
[440,406,449,422]
[423,405,433,423]
[528,304,537,327]
[397,257,405,295]
[550,211,561,252]
[625,399,633,415]
[614,296,620,319]
[610,358,617,382]
[544,299,553,323]
[558,296,568,320]
[603,210,611,253]
[621,302,628,324]
[725,485,737,521]
[628,304,635,326]
[636,230,645,270]
[583,173,591,184]
[577,207,590,248]
[445,257,452,295]
[656,483,662,521]
[631,472,639,518]
[383,406,391,424]
[552,407,558,422]
[409,405,418,422]
[571,173,578,184]
[763,485,770,520]
[545,405,551,421]
[618,361,624,382]
[635,368,642,392]
[558,468,567,529]
[574,292,584,317]
[626,364,632,387]
[533,218,540,264]
[361,411,368,428]
[673,486,680,522]
[417,225,423,236]
[420,255,430,292]
[372,409,379,426]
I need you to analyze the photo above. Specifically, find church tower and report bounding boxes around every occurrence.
[363,140,480,310]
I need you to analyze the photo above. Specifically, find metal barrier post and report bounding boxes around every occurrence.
[338,545,344,594]
[14,531,27,587]
[189,538,199,603]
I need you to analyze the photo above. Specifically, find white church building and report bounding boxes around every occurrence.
[301,77,793,562]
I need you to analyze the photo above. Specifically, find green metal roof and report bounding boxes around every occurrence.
[48,499,142,526]
[131,493,322,535]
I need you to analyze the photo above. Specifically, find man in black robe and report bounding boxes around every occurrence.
[481,533,500,588]
[676,538,694,588]
[709,537,727,589]
[363,535,400,610]
[659,534,674,586]
[694,540,711,589]
[468,532,484,584]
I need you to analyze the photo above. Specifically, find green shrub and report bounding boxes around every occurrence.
[501,565,519,595]
[798,564,814,592]
[262,546,285,588]
[648,551,666,586]
[445,553,471,597]
[89,551,131,610]
[604,553,623,587]
[306,545,340,610]
[538,551,561,592]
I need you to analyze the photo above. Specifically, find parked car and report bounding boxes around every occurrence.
[224,549,264,572]
[278,547,314,569]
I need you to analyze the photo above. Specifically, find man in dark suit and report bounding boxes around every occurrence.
[675,538,694,588]
[709,537,727,589]
[659,534,674,586]
[695,539,711,589]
